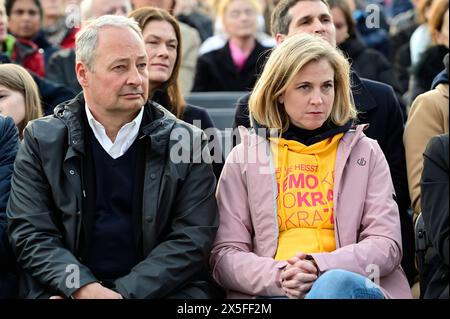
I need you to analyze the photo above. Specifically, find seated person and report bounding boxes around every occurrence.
[210,33,412,299]
[7,15,219,299]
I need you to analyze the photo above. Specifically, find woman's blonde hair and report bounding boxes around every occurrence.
[0,63,42,138]
[249,33,357,132]
[217,0,262,21]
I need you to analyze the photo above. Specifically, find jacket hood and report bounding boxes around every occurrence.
[282,120,353,146]
[272,132,344,155]
[432,69,449,89]
[431,53,449,89]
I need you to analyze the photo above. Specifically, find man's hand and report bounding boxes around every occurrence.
[281,253,318,299]
[71,282,123,299]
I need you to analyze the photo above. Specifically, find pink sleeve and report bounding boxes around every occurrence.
[210,147,287,297]
[311,141,403,278]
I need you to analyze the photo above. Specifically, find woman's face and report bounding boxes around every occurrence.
[331,6,349,45]
[7,0,41,39]
[223,0,258,39]
[0,84,26,126]
[280,59,335,130]
[142,19,178,92]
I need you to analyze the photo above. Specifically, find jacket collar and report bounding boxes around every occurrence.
[431,69,449,89]
[141,100,177,155]
[53,93,178,156]
[239,122,369,150]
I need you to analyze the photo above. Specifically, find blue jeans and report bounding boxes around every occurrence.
[305,269,384,299]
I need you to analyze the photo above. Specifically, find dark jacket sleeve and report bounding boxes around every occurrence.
[7,124,97,298]
[421,134,449,266]
[380,85,410,212]
[383,84,416,285]
[233,93,251,129]
[361,79,415,285]
[113,132,219,298]
[0,116,19,267]
[200,108,224,180]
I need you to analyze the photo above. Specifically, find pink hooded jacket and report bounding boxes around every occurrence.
[210,125,412,299]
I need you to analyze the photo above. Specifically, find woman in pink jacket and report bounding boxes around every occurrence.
[210,33,412,299]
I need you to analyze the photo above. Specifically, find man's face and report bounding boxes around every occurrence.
[132,0,174,11]
[76,26,149,118]
[276,0,336,47]
[7,0,41,39]
[91,0,131,18]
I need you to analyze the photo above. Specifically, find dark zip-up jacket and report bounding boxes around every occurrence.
[7,94,219,298]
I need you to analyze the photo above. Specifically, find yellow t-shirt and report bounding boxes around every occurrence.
[270,133,343,261]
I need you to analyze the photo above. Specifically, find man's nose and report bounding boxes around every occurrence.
[312,19,326,35]
[127,65,145,86]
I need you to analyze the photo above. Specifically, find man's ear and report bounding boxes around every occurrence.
[275,33,286,45]
[76,61,89,87]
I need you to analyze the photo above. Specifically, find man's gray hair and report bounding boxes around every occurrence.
[75,15,143,71]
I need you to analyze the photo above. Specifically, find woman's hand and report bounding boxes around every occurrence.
[281,253,318,299]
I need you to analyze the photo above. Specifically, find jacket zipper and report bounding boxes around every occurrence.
[74,159,85,254]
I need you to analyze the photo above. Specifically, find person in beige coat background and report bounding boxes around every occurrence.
[404,53,449,222]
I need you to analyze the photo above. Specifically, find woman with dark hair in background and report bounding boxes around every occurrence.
[129,6,223,179]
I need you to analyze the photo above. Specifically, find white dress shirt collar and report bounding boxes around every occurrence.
[85,104,144,159]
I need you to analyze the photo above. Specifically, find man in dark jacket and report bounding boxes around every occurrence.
[7,15,219,299]
[420,133,449,299]
[0,115,19,298]
[233,0,415,285]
